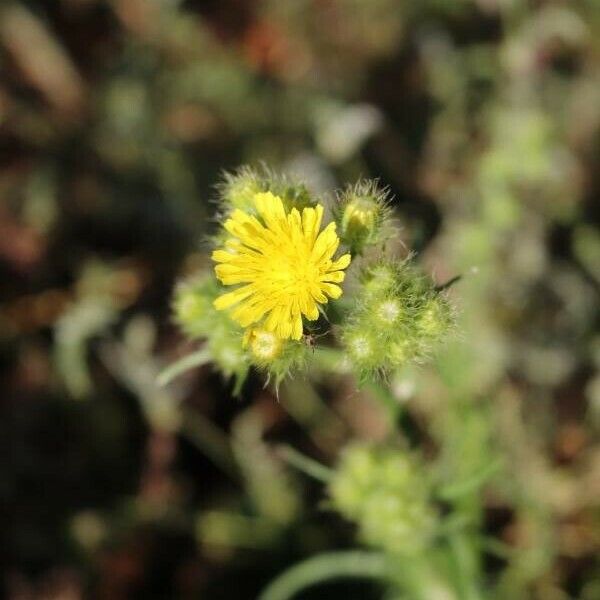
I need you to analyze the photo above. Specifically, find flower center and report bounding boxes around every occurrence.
[264,245,319,292]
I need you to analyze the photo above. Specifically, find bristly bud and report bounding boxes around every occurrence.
[334,180,392,254]
[173,272,249,393]
[339,257,455,381]
[243,328,308,388]
[217,166,317,216]
[244,328,284,362]
[329,443,437,555]
[173,273,220,339]
[217,166,264,215]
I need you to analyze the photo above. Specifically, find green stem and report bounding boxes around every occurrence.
[278,445,333,483]
[448,534,483,600]
[157,347,212,386]
[258,551,388,600]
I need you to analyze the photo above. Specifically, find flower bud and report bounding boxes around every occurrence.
[244,328,283,363]
[374,298,403,325]
[173,273,220,339]
[341,327,382,380]
[416,296,454,342]
[339,257,455,380]
[218,166,264,215]
[173,272,248,392]
[335,180,392,254]
[218,166,317,216]
[244,328,308,387]
[329,444,436,555]
[278,182,315,212]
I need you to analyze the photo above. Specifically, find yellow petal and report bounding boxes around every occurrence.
[321,283,342,299]
[291,313,303,340]
[213,285,254,310]
[331,253,351,270]
[320,271,345,283]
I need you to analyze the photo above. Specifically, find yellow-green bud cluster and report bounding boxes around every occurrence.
[340,258,454,381]
[174,273,310,392]
[329,444,436,555]
[334,180,392,255]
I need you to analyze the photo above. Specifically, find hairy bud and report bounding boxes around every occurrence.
[335,180,392,254]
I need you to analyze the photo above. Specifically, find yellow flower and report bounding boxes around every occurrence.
[212,192,351,340]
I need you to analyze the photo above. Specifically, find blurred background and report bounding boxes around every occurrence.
[1,0,599,598]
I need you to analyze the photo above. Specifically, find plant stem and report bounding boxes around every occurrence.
[258,551,388,600]
[278,445,333,483]
[157,347,212,386]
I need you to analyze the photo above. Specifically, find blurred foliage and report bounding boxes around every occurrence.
[0,0,598,599]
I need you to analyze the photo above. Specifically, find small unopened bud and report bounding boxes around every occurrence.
[173,274,220,339]
[361,262,397,298]
[389,339,414,365]
[343,329,379,369]
[243,327,308,388]
[244,328,283,362]
[335,180,392,254]
[417,296,453,341]
[218,166,264,214]
[218,167,317,216]
[375,299,402,324]
[173,272,249,393]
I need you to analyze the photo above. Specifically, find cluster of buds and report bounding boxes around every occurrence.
[329,443,437,555]
[341,258,455,382]
[168,166,456,392]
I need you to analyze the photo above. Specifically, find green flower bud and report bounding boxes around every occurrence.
[218,166,317,216]
[244,327,308,387]
[416,295,454,342]
[339,258,456,380]
[209,325,249,388]
[374,298,403,325]
[341,327,383,380]
[361,262,398,299]
[173,273,220,339]
[173,272,249,392]
[277,182,316,212]
[388,338,416,366]
[329,444,437,555]
[218,166,265,215]
[335,180,392,254]
[245,328,284,362]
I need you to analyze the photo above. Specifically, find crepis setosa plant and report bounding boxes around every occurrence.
[167,165,456,392]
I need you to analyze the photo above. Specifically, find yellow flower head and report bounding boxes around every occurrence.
[212,192,351,340]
